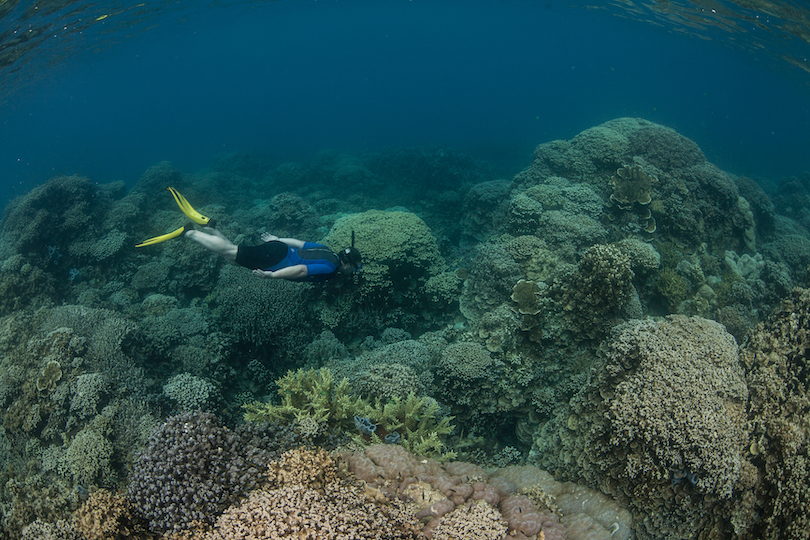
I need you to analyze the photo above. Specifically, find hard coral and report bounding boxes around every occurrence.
[511,279,544,315]
[533,316,747,540]
[431,501,508,540]
[210,263,312,350]
[610,164,657,208]
[739,287,810,540]
[346,444,632,540]
[559,243,635,340]
[245,368,456,459]
[266,447,337,489]
[323,209,445,305]
[206,447,421,540]
[74,489,144,540]
[438,342,503,410]
[127,411,274,534]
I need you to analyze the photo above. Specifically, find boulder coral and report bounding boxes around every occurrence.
[531,316,748,540]
[320,210,446,329]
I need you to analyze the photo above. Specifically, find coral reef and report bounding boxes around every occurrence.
[206,447,422,540]
[74,489,145,540]
[126,411,276,534]
[162,372,220,412]
[736,288,810,540]
[531,316,748,540]
[1,119,807,540]
[437,342,503,411]
[319,210,447,331]
[244,368,456,459]
[461,179,511,241]
[209,263,316,362]
[610,164,656,208]
[558,243,637,340]
[345,444,632,540]
[459,242,523,323]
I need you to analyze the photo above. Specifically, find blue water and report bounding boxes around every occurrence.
[0,0,809,204]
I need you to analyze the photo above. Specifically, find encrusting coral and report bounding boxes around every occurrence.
[345,443,631,540]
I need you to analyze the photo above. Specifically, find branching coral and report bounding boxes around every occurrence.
[244,368,456,459]
[207,447,422,540]
[74,489,145,540]
[558,243,636,340]
[126,411,275,534]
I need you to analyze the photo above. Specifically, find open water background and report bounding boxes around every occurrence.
[0,0,809,204]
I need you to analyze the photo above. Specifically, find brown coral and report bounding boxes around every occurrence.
[430,501,508,540]
[532,316,748,540]
[36,360,62,394]
[207,446,421,540]
[511,279,543,315]
[266,447,337,489]
[610,164,656,208]
[74,489,145,540]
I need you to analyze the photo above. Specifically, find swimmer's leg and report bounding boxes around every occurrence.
[185,229,237,262]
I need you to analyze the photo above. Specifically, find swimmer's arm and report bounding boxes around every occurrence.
[260,232,305,249]
[252,265,308,280]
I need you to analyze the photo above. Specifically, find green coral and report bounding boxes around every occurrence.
[656,267,689,309]
[714,269,743,307]
[367,392,455,460]
[243,368,456,460]
[244,368,366,426]
[320,210,446,318]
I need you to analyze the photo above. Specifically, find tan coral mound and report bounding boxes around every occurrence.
[532,315,749,540]
[206,447,420,540]
[75,489,145,540]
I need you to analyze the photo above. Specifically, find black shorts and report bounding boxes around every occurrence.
[235,241,288,270]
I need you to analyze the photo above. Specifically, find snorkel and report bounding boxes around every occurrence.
[340,230,362,272]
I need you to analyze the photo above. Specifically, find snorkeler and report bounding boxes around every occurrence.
[136,187,362,283]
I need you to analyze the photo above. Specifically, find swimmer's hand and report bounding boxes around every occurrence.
[261,232,278,242]
[252,269,272,279]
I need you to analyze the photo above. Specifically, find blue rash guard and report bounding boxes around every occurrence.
[266,242,339,282]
